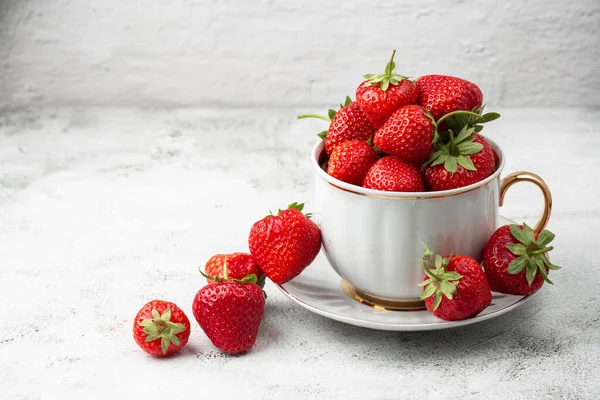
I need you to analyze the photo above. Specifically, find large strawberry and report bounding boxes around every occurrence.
[362,156,424,192]
[194,263,265,354]
[327,140,379,186]
[483,224,560,295]
[417,74,483,122]
[204,252,264,286]
[373,104,435,164]
[356,50,418,129]
[298,96,376,155]
[419,245,492,321]
[423,122,496,191]
[248,202,321,284]
[133,300,191,357]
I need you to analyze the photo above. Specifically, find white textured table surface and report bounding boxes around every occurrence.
[0,107,598,399]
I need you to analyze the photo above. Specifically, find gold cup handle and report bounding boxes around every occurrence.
[500,172,552,233]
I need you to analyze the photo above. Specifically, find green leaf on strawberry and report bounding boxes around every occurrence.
[424,123,483,173]
[505,223,560,285]
[139,308,187,355]
[418,243,463,310]
[362,50,409,92]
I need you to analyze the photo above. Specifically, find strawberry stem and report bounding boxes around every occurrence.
[223,260,229,280]
[436,110,482,127]
[424,265,443,282]
[297,114,330,122]
[448,130,458,156]
[385,50,397,78]
[530,246,553,255]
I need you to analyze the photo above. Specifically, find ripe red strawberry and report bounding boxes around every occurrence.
[373,104,435,164]
[483,224,560,295]
[419,245,492,321]
[298,96,376,155]
[133,300,191,357]
[417,74,483,122]
[194,263,265,354]
[362,156,424,192]
[249,202,321,284]
[356,50,418,129]
[204,252,264,286]
[327,140,379,186]
[423,127,495,191]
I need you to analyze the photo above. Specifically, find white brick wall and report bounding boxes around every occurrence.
[1,0,598,108]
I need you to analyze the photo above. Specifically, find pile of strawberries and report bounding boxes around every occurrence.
[299,50,501,192]
[133,203,321,356]
[132,52,561,356]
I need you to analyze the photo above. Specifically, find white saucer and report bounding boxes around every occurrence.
[277,216,534,331]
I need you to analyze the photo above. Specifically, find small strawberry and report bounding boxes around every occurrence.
[327,140,380,186]
[194,262,265,354]
[419,245,492,321]
[249,202,321,284]
[416,74,483,122]
[133,300,191,357]
[373,104,435,164]
[362,156,424,192]
[423,122,496,191]
[298,96,376,155]
[204,252,264,286]
[356,50,419,129]
[483,224,560,295]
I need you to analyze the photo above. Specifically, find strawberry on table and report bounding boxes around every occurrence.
[483,224,560,295]
[356,50,419,129]
[327,140,380,186]
[298,96,376,155]
[133,300,191,357]
[417,74,483,122]
[249,202,321,285]
[194,262,265,354]
[362,156,424,192]
[373,104,435,165]
[419,244,492,321]
[204,252,264,286]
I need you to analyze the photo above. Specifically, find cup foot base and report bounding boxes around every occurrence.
[342,281,426,311]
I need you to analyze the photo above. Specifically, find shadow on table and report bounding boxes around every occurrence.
[262,294,569,364]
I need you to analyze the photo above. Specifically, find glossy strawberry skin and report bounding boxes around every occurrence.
[327,140,380,186]
[424,135,495,191]
[248,209,321,284]
[373,105,435,165]
[325,102,376,155]
[204,253,263,285]
[417,75,483,121]
[362,156,424,192]
[356,79,419,129]
[424,256,492,321]
[483,225,546,295]
[133,300,191,357]
[192,282,265,354]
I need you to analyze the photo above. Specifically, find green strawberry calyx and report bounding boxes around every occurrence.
[418,243,463,310]
[200,261,267,297]
[139,308,187,355]
[505,223,560,285]
[200,261,259,285]
[297,96,353,139]
[424,122,483,173]
[267,202,312,219]
[362,50,409,91]
[425,108,501,165]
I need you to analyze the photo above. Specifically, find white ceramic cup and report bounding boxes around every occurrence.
[311,139,552,309]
